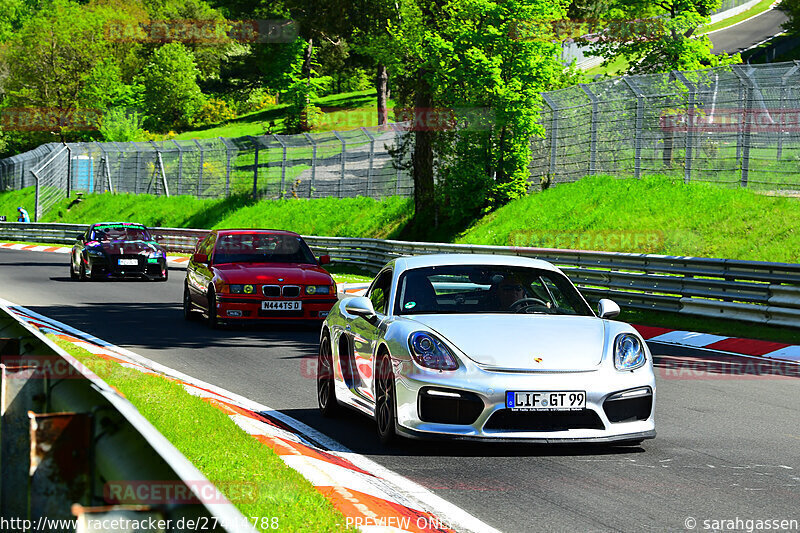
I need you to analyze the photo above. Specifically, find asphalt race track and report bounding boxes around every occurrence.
[710,8,789,55]
[2,248,799,532]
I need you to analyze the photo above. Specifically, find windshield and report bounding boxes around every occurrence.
[394,265,593,316]
[213,233,317,265]
[91,225,152,242]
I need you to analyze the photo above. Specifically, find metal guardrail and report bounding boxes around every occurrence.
[0,302,255,532]
[1,222,799,327]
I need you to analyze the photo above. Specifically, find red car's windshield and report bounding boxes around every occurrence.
[213,234,317,265]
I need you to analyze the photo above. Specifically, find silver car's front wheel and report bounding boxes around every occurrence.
[317,332,339,416]
[375,351,397,444]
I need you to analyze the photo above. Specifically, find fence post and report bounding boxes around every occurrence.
[777,62,799,161]
[193,139,204,197]
[361,127,375,197]
[31,170,41,222]
[220,137,232,197]
[135,143,141,194]
[64,143,72,198]
[303,133,316,198]
[579,84,599,175]
[172,140,183,195]
[673,71,695,184]
[733,66,755,187]
[541,93,559,180]
[623,77,644,179]
[333,130,346,198]
[251,136,259,200]
[273,134,287,198]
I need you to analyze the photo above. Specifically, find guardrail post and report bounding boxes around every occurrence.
[733,66,755,187]
[273,134,287,199]
[361,127,375,197]
[1,364,45,517]
[673,71,695,184]
[251,136,259,200]
[193,139,204,197]
[623,77,645,179]
[29,412,92,522]
[333,130,346,198]
[579,84,599,175]
[541,94,559,181]
[303,133,317,198]
[777,62,799,161]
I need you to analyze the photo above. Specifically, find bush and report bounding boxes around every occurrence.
[194,98,237,126]
[141,43,206,132]
[99,108,146,142]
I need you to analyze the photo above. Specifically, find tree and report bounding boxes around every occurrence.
[585,0,740,74]
[386,0,572,231]
[140,42,206,130]
[0,0,141,140]
[778,0,800,34]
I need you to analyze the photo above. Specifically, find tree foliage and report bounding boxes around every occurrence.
[140,42,206,130]
[585,0,740,74]
[386,0,573,229]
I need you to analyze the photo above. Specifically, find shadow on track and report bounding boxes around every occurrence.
[280,407,646,459]
[26,302,320,355]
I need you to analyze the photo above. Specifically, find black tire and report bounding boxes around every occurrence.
[183,284,200,321]
[375,351,397,445]
[69,259,78,280]
[79,260,88,281]
[206,286,219,328]
[317,332,340,416]
[159,267,169,282]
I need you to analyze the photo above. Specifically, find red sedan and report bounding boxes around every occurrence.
[183,229,337,327]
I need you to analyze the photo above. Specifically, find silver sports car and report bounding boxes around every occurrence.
[317,254,656,445]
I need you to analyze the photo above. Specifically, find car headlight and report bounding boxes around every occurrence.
[87,249,104,256]
[306,285,330,295]
[409,332,458,371]
[614,333,646,371]
[228,284,255,294]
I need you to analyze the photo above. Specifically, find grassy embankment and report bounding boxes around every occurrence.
[5,175,800,341]
[50,336,349,532]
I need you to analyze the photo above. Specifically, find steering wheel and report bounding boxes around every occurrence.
[509,297,549,313]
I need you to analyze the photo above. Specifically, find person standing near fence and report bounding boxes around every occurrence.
[17,206,30,222]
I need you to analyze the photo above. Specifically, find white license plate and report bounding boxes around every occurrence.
[261,300,302,311]
[506,391,586,411]
[118,259,138,266]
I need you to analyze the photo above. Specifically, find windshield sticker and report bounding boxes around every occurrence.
[404,301,416,309]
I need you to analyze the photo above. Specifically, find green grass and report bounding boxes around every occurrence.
[700,0,777,35]
[13,188,414,239]
[50,336,349,532]
[458,174,800,263]
[0,188,36,222]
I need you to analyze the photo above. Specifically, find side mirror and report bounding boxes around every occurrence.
[319,254,331,265]
[344,296,376,318]
[598,299,620,319]
[193,253,209,265]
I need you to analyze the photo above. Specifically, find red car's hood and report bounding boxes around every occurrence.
[213,262,333,285]
[91,240,164,255]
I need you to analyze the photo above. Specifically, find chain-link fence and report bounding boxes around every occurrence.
[531,62,800,191]
[0,124,414,219]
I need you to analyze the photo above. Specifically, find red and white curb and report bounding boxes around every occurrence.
[0,241,190,265]
[633,325,800,362]
[0,297,499,533]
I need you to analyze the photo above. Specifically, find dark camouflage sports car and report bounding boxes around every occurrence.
[70,222,168,281]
